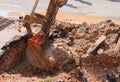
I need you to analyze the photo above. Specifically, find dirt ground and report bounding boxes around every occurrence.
[0,16,120,82]
[9,12,120,24]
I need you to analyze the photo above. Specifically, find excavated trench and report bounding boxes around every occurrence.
[0,17,120,82]
[0,35,29,71]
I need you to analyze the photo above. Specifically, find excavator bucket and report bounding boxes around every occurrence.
[26,31,46,68]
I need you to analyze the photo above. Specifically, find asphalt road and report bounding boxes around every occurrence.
[0,0,120,19]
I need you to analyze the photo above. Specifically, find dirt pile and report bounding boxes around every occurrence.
[0,20,120,82]
[49,20,120,82]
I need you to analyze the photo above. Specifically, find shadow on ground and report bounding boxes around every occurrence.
[75,0,92,6]
[65,0,92,9]
[65,3,78,9]
[107,0,120,2]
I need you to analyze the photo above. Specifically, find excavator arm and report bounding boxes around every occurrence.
[24,0,68,69]
[23,0,68,36]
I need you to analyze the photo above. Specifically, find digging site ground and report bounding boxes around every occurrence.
[0,1,120,82]
[0,13,120,82]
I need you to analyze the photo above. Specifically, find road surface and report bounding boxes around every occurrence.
[0,0,120,19]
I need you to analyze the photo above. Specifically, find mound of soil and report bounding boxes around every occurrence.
[0,20,120,82]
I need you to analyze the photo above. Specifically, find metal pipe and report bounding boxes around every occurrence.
[31,0,40,16]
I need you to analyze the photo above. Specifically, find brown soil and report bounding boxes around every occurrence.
[9,12,120,24]
[0,19,120,82]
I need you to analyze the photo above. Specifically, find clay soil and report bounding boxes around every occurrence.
[0,19,120,82]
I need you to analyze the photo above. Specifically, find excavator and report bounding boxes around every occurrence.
[24,0,68,69]
[0,0,68,71]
